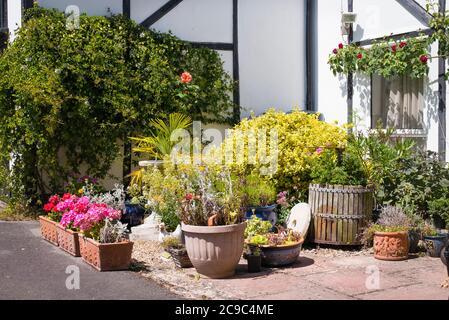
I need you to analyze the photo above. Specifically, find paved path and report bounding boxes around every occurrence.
[0,221,179,300]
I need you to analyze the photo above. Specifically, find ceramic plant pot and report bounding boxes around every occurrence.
[167,247,193,269]
[79,235,134,271]
[182,222,246,279]
[247,255,262,273]
[39,216,59,246]
[244,205,277,226]
[374,231,409,261]
[408,229,420,254]
[424,235,447,258]
[260,238,304,267]
[56,224,80,257]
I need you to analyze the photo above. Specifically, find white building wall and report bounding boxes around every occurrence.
[7,0,22,41]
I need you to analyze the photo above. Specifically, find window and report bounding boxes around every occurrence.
[371,74,427,149]
[0,0,6,30]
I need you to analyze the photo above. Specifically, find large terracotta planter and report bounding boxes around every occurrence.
[181,222,246,279]
[79,235,134,271]
[39,216,59,246]
[56,224,80,257]
[374,231,409,261]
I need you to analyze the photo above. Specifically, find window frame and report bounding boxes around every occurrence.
[0,0,7,31]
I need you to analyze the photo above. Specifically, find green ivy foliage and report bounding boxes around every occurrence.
[0,7,235,204]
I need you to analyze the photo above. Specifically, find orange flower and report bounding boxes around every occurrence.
[181,71,192,84]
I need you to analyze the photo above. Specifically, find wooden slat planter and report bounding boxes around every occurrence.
[309,184,374,246]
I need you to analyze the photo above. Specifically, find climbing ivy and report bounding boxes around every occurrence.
[0,6,235,205]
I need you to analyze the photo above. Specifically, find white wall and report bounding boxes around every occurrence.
[38,0,122,16]
[238,0,306,117]
[7,0,22,41]
[316,0,348,124]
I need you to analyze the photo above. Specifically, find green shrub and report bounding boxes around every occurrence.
[0,6,234,205]
[217,109,348,194]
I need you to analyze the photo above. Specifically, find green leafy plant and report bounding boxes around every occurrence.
[0,6,235,207]
[244,215,272,240]
[240,173,277,207]
[162,236,183,250]
[427,198,449,229]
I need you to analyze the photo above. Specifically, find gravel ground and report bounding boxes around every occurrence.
[131,240,236,300]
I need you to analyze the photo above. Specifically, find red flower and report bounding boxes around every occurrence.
[420,55,428,64]
[48,195,60,205]
[185,193,194,201]
[180,72,192,84]
[43,203,55,212]
[391,44,397,52]
[338,43,344,49]
[333,48,338,54]
[357,53,363,59]
[62,193,72,201]
[399,41,407,48]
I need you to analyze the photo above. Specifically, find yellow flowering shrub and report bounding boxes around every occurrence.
[215,108,347,193]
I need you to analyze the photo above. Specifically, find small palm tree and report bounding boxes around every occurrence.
[128,113,192,187]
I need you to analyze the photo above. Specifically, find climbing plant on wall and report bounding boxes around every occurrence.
[0,6,235,205]
[328,37,430,78]
[329,1,449,79]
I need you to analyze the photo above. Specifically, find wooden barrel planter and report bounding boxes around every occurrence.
[309,184,374,246]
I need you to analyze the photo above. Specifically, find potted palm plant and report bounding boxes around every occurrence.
[178,165,246,279]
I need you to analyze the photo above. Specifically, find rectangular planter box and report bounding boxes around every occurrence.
[79,235,134,271]
[56,224,81,257]
[39,216,59,246]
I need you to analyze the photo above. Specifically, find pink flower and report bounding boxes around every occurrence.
[62,193,72,201]
[181,72,192,84]
[333,48,338,54]
[316,147,324,155]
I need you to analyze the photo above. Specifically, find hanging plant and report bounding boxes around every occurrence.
[328,37,430,78]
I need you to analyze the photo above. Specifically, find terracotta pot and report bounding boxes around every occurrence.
[56,224,80,257]
[79,235,134,271]
[181,222,246,279]
[39,216,59,246]
[374,231,409,261]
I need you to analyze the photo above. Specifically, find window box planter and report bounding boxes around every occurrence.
[166,247,193,269]
[424,234,447,258]
[374,231,409,261]
[79,235,134,271]
[309,184,374,246]
[56,224,80,257]
[181,222,246,279]
[260,238,304,267]
[39,216,59,246]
